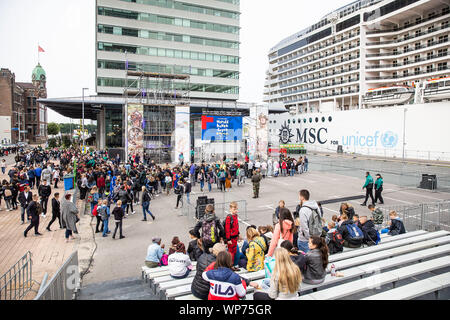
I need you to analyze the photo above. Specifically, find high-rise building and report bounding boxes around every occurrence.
[264,0,449,113]
[95,0,240,101]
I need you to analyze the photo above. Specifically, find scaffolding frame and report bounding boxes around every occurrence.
[123,65,190,164]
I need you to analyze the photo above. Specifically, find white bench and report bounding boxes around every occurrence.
[329,230,449,263]
[298,256,450,300]
[163,268,250,300]
[362,272,450,300]
[333,235,450,271]
[142,262,198,281]
[151,269,197,294]
[302,243,450,293]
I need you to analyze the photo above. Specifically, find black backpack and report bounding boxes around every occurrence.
[328,230,344,254]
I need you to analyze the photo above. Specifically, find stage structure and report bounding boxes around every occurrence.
[123,69,191,164]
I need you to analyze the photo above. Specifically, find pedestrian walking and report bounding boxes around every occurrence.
[251,169,262,199]
[361,172,375,207]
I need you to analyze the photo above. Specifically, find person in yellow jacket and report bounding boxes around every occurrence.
[245,227,267,272]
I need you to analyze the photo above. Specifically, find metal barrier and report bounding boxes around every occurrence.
[380,200,450,232]
[182,199,248,222]
[34,251,80,300]
[0,251,33,300]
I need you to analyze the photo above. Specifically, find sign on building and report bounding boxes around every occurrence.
[201,116,243,141]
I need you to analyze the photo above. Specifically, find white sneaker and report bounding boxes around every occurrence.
[132,211,136,215]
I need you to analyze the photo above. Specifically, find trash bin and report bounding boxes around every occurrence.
[419,174,437,190]
[337,145,344,154]
[64,174,75,191]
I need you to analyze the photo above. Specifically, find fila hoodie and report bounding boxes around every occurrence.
[202,267,247,300]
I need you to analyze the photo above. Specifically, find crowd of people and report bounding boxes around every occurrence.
[146,188,406,301]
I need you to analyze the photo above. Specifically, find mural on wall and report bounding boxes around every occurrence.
[175,105,191,162]
[256,108,269,161]
[127,104,144,160]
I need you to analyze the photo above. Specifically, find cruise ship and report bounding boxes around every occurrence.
[266,0,450,161]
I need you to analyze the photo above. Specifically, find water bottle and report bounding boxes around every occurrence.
[331,264,336,277]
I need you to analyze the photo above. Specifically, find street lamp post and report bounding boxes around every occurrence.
[82,88,89,153]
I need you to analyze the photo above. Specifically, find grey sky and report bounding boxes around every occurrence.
[0,0,351,123]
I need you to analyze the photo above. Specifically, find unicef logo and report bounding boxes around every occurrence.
[381,131,399,148]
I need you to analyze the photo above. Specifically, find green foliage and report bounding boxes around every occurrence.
[62,135,72,148]
[59,123,97,135]
[48,138,59,148]
[47,122,60,135]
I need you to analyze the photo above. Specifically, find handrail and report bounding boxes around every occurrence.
[0,251,33,300]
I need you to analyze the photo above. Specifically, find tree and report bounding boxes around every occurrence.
[47,122,60,136]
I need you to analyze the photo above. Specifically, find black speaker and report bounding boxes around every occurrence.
[419,174,437,190]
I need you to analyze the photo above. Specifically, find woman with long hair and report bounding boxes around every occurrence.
[253,248,302,300]
[267,208,296,257]
[302,236,329,285]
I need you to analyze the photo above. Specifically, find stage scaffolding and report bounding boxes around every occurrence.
[123,68,191,164]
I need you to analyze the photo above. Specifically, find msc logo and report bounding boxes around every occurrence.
[279,122,294,144]
[381,131,399,148]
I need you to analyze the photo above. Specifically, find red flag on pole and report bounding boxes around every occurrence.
[38,45,45,53]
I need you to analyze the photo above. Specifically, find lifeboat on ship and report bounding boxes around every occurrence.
[423,76,450,102]
[363,85,414,106]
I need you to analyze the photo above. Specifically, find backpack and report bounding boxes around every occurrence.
[92,205,98,217]
[87,194,94,203]
[328,230,344,254]
[345,223,365,245]
[264,256,276,279]
[159,254,169,266]
[4,188,12,198]
[202,219,218,244]
[303,206,323,237]
[372,208,384,225]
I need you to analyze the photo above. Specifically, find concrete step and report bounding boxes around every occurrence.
[78,277,154,300]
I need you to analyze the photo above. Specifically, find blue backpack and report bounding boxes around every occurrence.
[345,223,364,245]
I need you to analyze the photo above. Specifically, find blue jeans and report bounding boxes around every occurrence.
[142,202,154,220]
[208,183,212,192]
[186,193,190,204]
[121,204,127,213]
[21,206,28,222]
[200,180,204,191]
[171,269,191,280]
[102,218,109,237]
[297,240,310,254]
[1,167,5,174]
[290,169,295,176]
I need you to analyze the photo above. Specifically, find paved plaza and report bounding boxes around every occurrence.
[81,155,450,286]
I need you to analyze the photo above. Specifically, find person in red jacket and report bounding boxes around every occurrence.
[224,202,240,264]
[202,251,247,300]
[97,175,106,197]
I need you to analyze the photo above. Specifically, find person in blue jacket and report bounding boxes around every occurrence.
[361,172,375,207]
[27,167,36,189]
[34,166,42,188]
[374,174,384,205]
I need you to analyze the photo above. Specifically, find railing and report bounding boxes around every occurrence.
[34,251,80,300]
[379,200,450,232]
[366,38,449,58]
[366,66,449,81]
[0,251,33,300]
[182,199,248,222]
[366,24,449,46]
[366,11,450,35]
[366,52,448,69]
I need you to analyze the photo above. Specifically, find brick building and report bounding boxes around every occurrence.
[0,64,48,144]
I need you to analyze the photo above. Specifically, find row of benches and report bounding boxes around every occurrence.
[141,230,450,300]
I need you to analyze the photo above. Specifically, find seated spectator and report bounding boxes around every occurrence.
[388,211,406,236]
[338,214,364,248]
[202,251,247,300]
[187,230,203,262]
[145,237,165,268]
[253,248,302,300]
[273,200,285,225]
[238,225,258,268]
[245,227,267,272]
[168,242,193,279]
[359,216,380,246]
[268,208,296,257]
[191,243,227,300]
[258,225,273,252]
[303,236,328,285]
[368,204,385,230]
[169,236,181,256]
[340,203,356,220]
[325,221,344,255]
[280,240,306,271]
[353,214,360,225]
